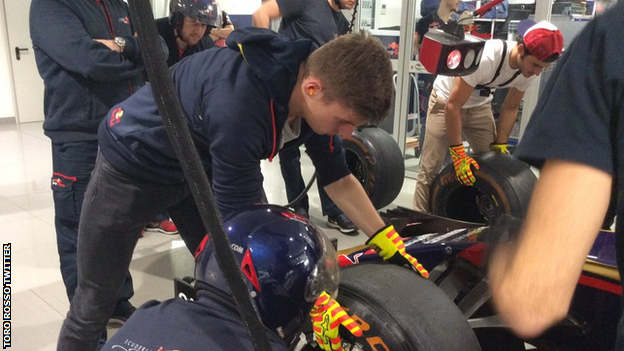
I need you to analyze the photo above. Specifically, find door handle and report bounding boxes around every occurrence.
[15,47,29,61]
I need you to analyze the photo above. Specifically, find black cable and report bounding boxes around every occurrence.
[126,1,272,350]
[348,0,359,33]
[285,171,317,209]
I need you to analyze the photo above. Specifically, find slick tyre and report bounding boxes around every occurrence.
[430,152,536,224]
[335,263,481,351]
[343,126,405,209]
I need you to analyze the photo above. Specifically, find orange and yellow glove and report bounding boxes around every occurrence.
[365,225,429,278]
[449,144,479,186]
[490,142,508,153]
[310,291,362,351]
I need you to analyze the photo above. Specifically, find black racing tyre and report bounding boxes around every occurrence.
[335,263,481,351]
[343,126,405,209]
[430,152,536,225]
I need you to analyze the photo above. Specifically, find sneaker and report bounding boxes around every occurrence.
[108,300,136,327]
[144,219,178,235]
[327,214,358,234]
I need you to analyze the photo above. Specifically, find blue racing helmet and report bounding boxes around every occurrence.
[195,204,339,339]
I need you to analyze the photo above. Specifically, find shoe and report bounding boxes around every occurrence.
[108,300,136,327]
[144,219,178,235]
[327,214,358,235]
[293,207,310,219]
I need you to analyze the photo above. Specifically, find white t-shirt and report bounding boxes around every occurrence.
[279,117,302,149]
[433,40,537,109]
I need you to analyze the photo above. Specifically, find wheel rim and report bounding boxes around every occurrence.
[444,186,496,224]
[345,149,368,189]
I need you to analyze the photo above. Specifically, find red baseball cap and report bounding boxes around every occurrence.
[517,20,564,62]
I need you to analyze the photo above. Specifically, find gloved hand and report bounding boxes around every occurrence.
[490,142,508,153]
[310,291,362,351]
[449,144,480,186]
[366,225,429,278]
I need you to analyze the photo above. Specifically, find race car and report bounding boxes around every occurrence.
[328,208,620,351]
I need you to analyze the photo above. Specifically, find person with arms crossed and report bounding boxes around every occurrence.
[489,3,624,348]
[252,0,359,234]
[413,20,563,212]
[29,0,149,333]
[209,9,234,47]
[56,28,429,351]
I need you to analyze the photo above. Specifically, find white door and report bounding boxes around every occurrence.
[4,0,45,123]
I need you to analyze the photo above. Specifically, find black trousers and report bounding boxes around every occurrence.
[51,141,134,302]
[57,152,206,351]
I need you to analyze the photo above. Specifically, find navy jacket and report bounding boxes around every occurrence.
[99,28,351,216]
[30,0,145,143]
[101,288,288,351]
[155,17,216,68]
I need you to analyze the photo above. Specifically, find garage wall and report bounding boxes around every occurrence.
[0,0,16,120]
[151,0,261,19]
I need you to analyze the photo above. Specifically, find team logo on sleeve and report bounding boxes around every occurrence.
[119,16,130,24]
[110,107,124,127]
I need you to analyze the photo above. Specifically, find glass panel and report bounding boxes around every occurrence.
[404,0,441,177]
[357,0,409,138]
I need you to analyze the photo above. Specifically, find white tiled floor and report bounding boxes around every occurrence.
[2,120,418,351]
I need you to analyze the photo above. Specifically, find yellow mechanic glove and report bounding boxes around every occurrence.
[365,225,429,278]
[490,142,508,153]
[449,144,480,186]
[310,291,362,351]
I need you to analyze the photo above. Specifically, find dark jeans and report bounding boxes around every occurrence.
[57,152,207,351]
[278,146,340,217]
[51,142,134,303]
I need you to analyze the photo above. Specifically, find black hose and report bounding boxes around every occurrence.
[285,171,317,209]
[126,1,272,350]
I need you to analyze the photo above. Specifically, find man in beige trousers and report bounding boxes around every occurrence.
[414,20,563,212]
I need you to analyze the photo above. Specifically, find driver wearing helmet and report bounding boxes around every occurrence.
[101,205,360,351]
[155,0,220,67]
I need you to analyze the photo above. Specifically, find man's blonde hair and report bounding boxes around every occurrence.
[304,31,394,125]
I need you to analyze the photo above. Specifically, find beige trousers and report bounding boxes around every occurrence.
[413,91,496,212]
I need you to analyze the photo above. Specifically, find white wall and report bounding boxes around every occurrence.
[151,0,169,18]
[374,0,402,29]
[219,0,261,14]
[0,0,16,119]
[151,0,261,18]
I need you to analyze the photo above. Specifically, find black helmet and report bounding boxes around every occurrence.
[195,204,339,340]
[169,0,221,32]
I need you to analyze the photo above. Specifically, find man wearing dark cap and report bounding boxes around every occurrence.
[413,20,564,212]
